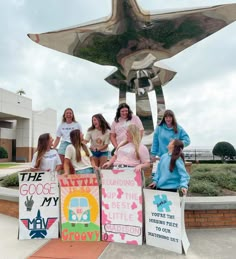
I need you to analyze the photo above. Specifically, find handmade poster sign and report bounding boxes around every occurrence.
[101,169,143,245]
[58,174,100,241]
[18,171,59,240]
[144,189,190,254]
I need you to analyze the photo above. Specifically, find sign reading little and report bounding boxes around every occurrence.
[58,174,100,241]
[144,189,183,254]
[101,169,143,245]
[18,171,59,240]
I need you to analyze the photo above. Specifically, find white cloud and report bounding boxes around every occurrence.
[0,0,236,148]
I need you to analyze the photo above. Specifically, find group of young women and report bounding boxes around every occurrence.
[31,103,191,194]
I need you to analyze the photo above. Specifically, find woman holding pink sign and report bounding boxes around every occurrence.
[103,124,150,173]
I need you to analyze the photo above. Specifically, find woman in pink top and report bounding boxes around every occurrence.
[103,124,150,173]
[110,103,144,152]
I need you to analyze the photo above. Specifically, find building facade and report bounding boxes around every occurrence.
[0,88,57,162]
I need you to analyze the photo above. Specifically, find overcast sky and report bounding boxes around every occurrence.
[0,0,236,149]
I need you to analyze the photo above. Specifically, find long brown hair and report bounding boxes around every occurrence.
[159,109,178,133]
[169,139,185,172]
[70,129,90,162]
[35,133,50,168]
[114,103,133,122]
[62,108,77,122]
[88,113,111,134]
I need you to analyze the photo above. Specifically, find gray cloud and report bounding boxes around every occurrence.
[0,0,236,148]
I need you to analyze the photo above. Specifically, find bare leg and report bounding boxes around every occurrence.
[69,161,75,174]
[93,157,99,167]
[58,154,64,171]
[99,156,108,167]
[60,154,74,174]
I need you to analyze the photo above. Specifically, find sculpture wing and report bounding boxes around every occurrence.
[27,2,236,65]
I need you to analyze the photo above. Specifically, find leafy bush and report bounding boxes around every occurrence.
[1,172,19,187]
[0,146,8,158]
[189,164,236,196]
[190,171,236,191]
[212,141,236,162]
[188,180,221,196]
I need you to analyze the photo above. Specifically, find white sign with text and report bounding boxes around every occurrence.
[144,189,189,254]
[18,171,59,240]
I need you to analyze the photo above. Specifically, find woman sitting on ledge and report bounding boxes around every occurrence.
[63,129,98,176]
[31,133,62,172]
[102,124,150,173]
[149,139,190,195]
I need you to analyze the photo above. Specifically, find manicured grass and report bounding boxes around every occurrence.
[0,163,18,169]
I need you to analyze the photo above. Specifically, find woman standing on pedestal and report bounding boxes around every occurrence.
[53,108,82,171]
[110,103,144,153]
[150,109,190,160]
[84,114,111,168]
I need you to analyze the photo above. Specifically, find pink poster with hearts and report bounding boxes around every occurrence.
[100,169,143,245]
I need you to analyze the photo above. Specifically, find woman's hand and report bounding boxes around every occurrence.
[148,181,156,189]
[134,164,142,173]
[93,165,99,171]
[150,156,157,163]
[180,188,188,195]
[102,162,111,169]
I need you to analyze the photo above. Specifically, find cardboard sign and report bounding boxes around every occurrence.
[18,171,59,240]
[58,174,100,241]
[101,169,143,245]
[144,189,190,254]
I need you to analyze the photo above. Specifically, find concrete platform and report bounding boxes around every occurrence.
[1,164,236,258]
[1,213,236,259]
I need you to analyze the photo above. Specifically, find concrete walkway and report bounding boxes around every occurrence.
[0,163,31,178]
[1,164,236,258]
[0,213,48,259]
[0,213,236,259]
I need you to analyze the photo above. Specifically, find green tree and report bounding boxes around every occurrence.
[0,146,8,158]
[212,141,236,162]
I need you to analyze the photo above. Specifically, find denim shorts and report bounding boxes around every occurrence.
[91,150,109,158]
[75,167,94,174]
[58,141,70,155]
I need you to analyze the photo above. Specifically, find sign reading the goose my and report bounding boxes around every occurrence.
[101,169,143,245]
[18,171,59,240]
[144,189,190,254]
[58,174,100,241]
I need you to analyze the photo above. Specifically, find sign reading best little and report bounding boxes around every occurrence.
[101,169,143,245]
[18,171,59,240]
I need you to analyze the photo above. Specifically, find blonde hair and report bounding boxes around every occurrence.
[117,124,141,160]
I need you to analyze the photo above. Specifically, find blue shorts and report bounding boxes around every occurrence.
[58,141,70,155]
[75,167,94,174]
[91,150,109,158]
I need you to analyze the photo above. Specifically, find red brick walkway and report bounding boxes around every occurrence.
[28,239,109,259]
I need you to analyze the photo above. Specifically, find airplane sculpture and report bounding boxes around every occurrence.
[28,0,236,134]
